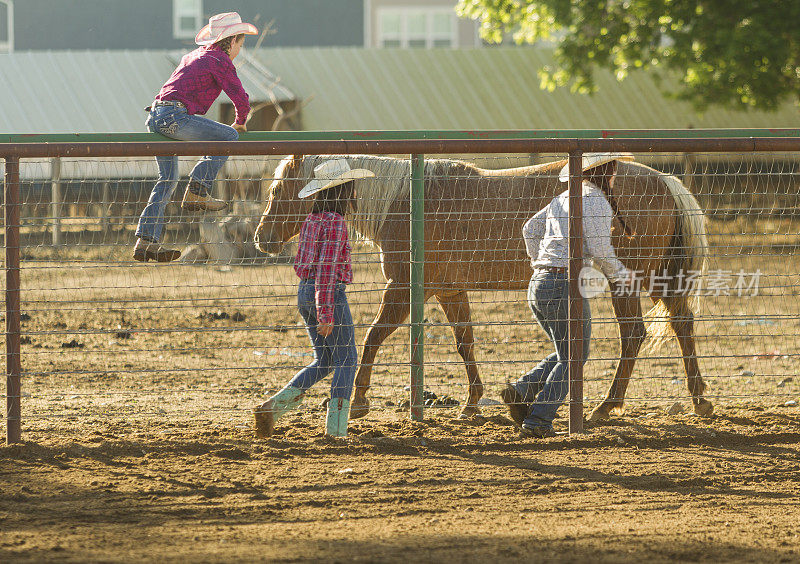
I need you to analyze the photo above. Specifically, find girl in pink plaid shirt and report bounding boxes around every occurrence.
[254,160,375,439]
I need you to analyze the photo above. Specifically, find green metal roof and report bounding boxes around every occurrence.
[251,47,800,130]
[2,47,799,135]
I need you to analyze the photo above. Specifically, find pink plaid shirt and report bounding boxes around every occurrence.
[155,45,250,125]
[294,212,353,325]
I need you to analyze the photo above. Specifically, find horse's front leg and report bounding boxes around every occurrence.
[350,280,411,419]
[435,290,483,418]
[589,292,646,421]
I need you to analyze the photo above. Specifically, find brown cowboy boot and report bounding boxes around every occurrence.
[133,238,181,262]
[253,385,305,438]
[181,180,228,212]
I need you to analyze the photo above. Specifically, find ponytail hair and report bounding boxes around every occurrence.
[213,33,245,56]
[586,160,636,236]
[311,181,356,217]
[585,161,617,193]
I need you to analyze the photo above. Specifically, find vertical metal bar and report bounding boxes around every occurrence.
[567,150,585,434]
[50,157,61,246]
[100,181,111,232]
[409,154,425,422]
[217,162,229,203]
[682,153,695,191]
[5,157,22,444]
[6,0,13,53]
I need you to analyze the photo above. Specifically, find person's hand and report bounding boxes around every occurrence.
[233,123,247,133]
[317,322,333,337]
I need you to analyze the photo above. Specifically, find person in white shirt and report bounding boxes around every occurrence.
[501,153,636,438]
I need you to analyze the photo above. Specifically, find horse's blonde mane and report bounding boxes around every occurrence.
[296,155,479,241]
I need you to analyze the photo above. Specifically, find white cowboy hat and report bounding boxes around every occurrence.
[195,12,258,46]
[558,152,635,182]
[298,159,376,199]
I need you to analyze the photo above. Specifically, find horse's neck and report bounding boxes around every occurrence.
[303,155,407,243]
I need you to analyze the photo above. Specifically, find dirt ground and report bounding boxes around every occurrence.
[3,406,800,563]
[2,215,800,562]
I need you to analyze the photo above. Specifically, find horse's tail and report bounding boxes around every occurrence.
[643,175,708,350]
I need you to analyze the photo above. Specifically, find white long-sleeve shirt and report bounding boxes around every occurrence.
[522,182,630,283]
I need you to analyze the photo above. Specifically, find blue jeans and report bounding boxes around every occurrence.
[135,105,238,242]
[512,270,591,430]
[287,279,358,400]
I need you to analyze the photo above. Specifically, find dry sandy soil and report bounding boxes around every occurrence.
[3,406,800,563]
[2,215,800,562]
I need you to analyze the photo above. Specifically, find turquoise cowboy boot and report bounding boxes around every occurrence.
[325,397,350,438]
[253,385,305,438]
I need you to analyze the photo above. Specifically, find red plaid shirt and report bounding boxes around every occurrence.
[294,212,353,325]
[155,45,250,125]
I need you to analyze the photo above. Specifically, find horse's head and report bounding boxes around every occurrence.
[254,155,311,256]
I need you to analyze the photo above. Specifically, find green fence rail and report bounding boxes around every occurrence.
[3,128,800,144]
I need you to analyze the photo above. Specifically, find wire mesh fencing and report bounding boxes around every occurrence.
[2,144,800,441]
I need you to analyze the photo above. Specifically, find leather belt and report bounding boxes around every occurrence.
[144,100,186,112]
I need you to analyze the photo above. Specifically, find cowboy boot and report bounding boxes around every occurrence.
[133,238,181,262]
[181,180,229,212]
[325,397,350,438]
[253,385,305,438]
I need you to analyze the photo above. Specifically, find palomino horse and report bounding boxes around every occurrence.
[254,154,713,421]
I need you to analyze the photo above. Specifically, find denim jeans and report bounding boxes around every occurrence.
[512,269,591,430]
[135,105,238,242]
[287,279,358,399]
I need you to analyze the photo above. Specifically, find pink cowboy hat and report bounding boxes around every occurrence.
[195,12,258,45]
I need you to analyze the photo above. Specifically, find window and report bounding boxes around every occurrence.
[377,8,456,48]
[0,0,13,53]
[173,0,202,40]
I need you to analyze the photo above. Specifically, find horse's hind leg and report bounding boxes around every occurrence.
[435,290,483,418]
[589,293,646,421]
[666,297,713,417]
[350,280,411,419]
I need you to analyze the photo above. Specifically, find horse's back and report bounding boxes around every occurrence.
[373,156,682,290]
[404,161,563,289]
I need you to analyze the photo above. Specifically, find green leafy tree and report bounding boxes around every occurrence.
[456,0,800,111]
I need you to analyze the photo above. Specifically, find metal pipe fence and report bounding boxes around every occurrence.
[3,130,800,444]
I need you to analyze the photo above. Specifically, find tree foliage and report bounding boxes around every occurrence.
[456,0,800,111]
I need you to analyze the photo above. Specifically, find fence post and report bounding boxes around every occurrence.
[218,162,229,203]
[567,150,585,434]
[51,157,62,246]
[409,153,425,422]
[682,153,695,191]
[5,157,22,444]
[100,181,111,232]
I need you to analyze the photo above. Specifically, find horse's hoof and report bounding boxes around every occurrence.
[589,401,625,421]
[694,398,714,417]
[458,405,481,419]
[349,397,370,419]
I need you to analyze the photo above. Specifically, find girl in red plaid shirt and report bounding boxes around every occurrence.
[254,160,374,438]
